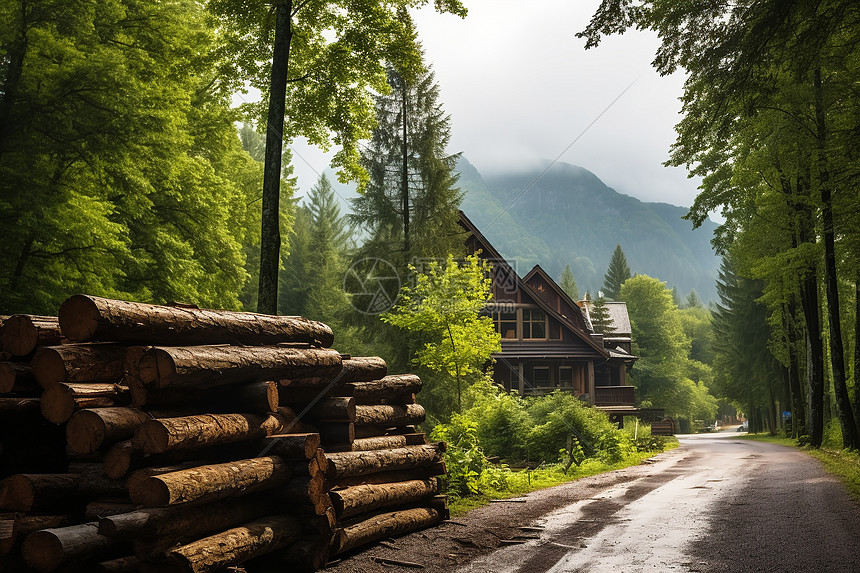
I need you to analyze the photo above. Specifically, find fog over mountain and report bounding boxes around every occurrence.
[456,157,721,303]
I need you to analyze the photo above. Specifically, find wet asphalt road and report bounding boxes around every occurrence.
[457,432,860,573]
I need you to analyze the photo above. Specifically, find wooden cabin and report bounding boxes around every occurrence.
[458,211,639,421]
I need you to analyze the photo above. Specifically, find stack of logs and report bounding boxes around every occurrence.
[0,295,448,572]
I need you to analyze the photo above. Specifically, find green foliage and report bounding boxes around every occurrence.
[603,244,631,300]
[0,0,268,313]
[589,295,615,335]
[383,254,501,418]
[351,56,463,264]
[559,265,579,301]
[622,275,718,421]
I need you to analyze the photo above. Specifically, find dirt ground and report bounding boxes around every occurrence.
[323,452,669,573]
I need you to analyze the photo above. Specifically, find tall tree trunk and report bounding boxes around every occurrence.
[802,272,825,447]
[401,78,410,254]
[855,276,860,427]
[814,67,858,449]
[258,1,293,315]
[786,302,806,436]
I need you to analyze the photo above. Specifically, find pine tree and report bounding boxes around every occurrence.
[684,289,703,309]
[560,265,579,301]
[589,296,615,335]
[351,40,463,267]
[602,244,631,300]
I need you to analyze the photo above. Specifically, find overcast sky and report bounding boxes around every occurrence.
[288,0,703,210]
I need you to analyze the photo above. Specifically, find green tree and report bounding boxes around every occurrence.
[683,289,703,309]
[0,0,264,314]
[589,296,615,335]
[602,244,631,300]
[621,275,716,421]
[580,0,860,448]
[560,264,579,301]
[382,254,501,419]
[351,52,464,265]
[208,0,467,313]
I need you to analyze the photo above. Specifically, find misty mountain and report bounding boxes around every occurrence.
[457,158,721,302]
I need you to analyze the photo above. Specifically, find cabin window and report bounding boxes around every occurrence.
[493,311,518,339]
[532,366,551,387]
[522,309,546,339]
[559,366,573,388]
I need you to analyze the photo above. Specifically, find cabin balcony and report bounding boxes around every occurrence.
[594,385,635,407]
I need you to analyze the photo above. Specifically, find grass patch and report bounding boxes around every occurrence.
[448,442,678,517]
[741,433,860,501]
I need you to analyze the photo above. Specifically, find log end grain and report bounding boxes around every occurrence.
[21,528,65,571]
[58,294,101,342]
[66,409,107,455]
[30,347,66,390]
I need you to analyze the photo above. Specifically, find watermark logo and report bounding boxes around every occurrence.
[343,257,401,315]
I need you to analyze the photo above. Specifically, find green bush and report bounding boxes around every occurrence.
[429,414,490,497]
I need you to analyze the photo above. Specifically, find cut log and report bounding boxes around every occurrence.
[0,397,41,418]
[40,383,129,424]
[84,501,138,521]
[325,444,446,479]
[350,433,427,452]
[0,362,37,394]
[99,494,273,542]
[151,514,303,573]
[334,507,441,554]
[1,315,64,357]
[330,478,440,520]
[304,421,354,446]
[31,344,127,389]
[354,424,418,439]
[281,395,355,422]
[0,474,81,512]
[277,473,328,513]
[255,433,320,460]
[137,345,342,390]
[21,521,123,572]
[125,461,207,496]
[66,463,130,499]
[102,440,252,480]
[0,514,71,557]
[132,410,297,454]
[134,380,280,412]
[348,374,422,404]
[328,461,447,488]
[66,407,152,454]
[354,404,425,427]
[128,456,290,507]
[59,294,335,347]
[276,385,353,405]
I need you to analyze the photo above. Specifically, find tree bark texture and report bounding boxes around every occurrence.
[280,395,355,422]
[257,2,293,315]
[255,433,321,460]
[132,411,297,454]
[348,374,421,404]
[334,507,441,554]
[137,345,342,390]
[21,521,123,572]
[59,295,334,347]
[325,443,445,479]
[66,407,151,455]
[153,515,302,573]
[1,315,64,356]
[128,456,291,507]
[0,474,82,512]
[0,514,70,557]
[354,404,425,427]
[40,383,129,424]
[330,478,439,520]
[31,344,127,389]
[350,434,426,452]
[95,555,139,573]
[332,462,447,488]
